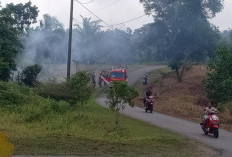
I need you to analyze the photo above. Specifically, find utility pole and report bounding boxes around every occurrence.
[67,0,74,80]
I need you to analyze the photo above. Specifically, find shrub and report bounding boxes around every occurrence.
[36,81,72,102]
[68,71,92,105]
[36,71,93,105]
[21,98,71,122]
[21,64,42,86]
[0,82,29,107]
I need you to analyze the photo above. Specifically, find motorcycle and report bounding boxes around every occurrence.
[142,74,148,85]
[145,96,154,113]
[200,112,220,138]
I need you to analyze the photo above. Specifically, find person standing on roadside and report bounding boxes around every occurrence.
[98,73,102,88]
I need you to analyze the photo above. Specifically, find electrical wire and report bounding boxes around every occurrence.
[80,0,95,5]
[74,0,139,40]
[107,14,146,28]
[94,0,121,12]
[73,18,83,25]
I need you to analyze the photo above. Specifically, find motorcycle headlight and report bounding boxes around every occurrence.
[212,115,219,120]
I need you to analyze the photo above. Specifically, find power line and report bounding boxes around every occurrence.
[74,0,109,26]
[74,0,132,40]
[94,0,121,12]
[73,18,83,25]
[107,14,146,28]
[81,0,95,4]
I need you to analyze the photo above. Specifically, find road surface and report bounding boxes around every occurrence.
[96,65,232,157]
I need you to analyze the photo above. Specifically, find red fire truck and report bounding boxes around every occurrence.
[100,65,127,85]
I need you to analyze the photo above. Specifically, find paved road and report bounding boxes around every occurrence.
[96,65,232,157]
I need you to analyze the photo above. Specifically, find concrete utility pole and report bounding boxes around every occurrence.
[67,0,74,79]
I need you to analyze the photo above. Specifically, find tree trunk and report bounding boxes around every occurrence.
[175,66,185,82]
[175,67,181,82]
[115,109,120,126]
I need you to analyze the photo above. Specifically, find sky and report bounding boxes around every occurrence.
[1,0,231,31]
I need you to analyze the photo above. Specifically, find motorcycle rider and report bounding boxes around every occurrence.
[142,74,148,85]
[143,86,153,107]
[203,101,218,127]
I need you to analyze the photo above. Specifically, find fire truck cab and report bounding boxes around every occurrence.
[100,65,127,85]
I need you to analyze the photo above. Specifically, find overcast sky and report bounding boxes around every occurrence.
[1,0,231,31]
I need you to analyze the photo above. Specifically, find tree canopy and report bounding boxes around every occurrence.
[5,1,39,33]
[137,0,223,81]
[0,7,23,81]
[204,47,232,105]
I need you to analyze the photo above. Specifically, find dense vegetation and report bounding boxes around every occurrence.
[204,47,232,105]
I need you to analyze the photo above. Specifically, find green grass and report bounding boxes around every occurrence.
[1,99,209,157]
[0,81,216,156]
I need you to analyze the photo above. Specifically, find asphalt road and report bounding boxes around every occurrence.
[96,65,232,157]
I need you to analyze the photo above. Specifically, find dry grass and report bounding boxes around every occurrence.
[135,66,232,131]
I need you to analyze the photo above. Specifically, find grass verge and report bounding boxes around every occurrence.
[0,99,218,157]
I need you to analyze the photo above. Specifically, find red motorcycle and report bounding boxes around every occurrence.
[145,96,154,113]
[200,112,220,138]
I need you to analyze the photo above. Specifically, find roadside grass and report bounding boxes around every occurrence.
[135,66,232,131]
[0,98,218,156]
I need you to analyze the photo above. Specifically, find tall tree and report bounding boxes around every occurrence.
[0,7,23,81]
[6,1,39,33]
[139,0,223,82]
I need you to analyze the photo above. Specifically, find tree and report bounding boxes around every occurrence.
[204,47,232,105]
[0,7,23,81]
[21,64,42,86]
[106,81,139,126]
[139,0,223,82]
[6,1,39,33]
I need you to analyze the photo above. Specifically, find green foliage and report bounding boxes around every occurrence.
[0,7,23,81]
[137,0,222,80]
[106,81,139,125]
[37,71,93,105]
[21,99,71,123]
[68,71,92,105]
[0,82,26,107]
[0,100,205,157]
[6,1,39,33]
[0,81,73,122]
[36,81,72,102]
[204,47,232,104]
[21,64,42,86]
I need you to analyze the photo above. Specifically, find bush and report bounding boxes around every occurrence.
[0,82,30,107]
[21,64,42,86]
[36,71,93,105]
[21,98,72,122]
[68,71,92,105]
[36,81,72,102]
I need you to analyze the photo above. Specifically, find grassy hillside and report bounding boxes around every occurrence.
[135,66,232,131]
[0,81,219,156]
